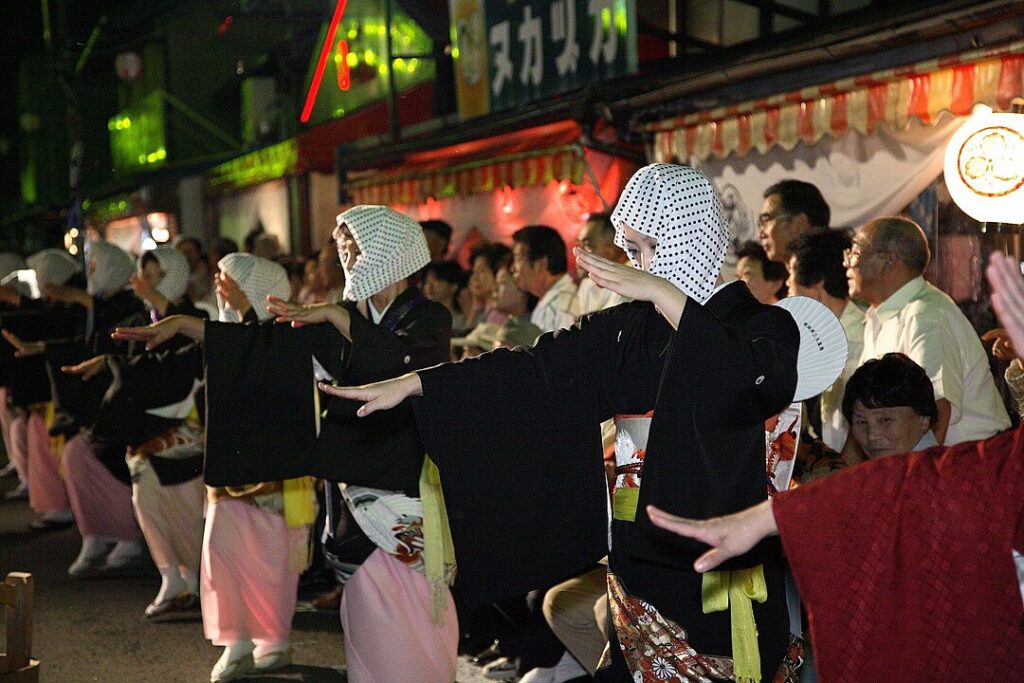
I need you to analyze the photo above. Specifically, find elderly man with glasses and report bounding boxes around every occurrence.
[843,216,1009,454]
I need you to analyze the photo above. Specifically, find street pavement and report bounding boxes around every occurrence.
[0,467,494,683]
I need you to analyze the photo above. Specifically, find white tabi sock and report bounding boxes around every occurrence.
[180,568,199,595]
[104,539,143,567]
[154,567,187,605]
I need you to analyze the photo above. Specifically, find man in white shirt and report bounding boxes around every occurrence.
[569,212,629,318]
[788,230,866,452]
[847,217,1009,447]
[512,225,577,333]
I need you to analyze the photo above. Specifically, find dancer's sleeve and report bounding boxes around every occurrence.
[773,424,1024,682]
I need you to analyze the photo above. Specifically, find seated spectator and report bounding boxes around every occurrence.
[847,217,1010,446]
[788,230,865,452]
[496,318,542,349]
[759,179,831,263]
[512,226,576,332]
[298,257,323,304]
[735,241,787,304]
[423,261,468,332]
[492,266,535,321]
[315,243,345,304]
[465,243,513,328]
[842,352,938,460]
[208,238,238,275]
[420,219,453,263]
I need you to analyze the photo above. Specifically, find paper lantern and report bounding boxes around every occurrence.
[943,103,1024,227]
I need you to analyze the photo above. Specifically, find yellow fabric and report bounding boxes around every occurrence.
[420,455,456,624]
[42,402,65,462]
[701,565,767,683]
[612,487,640,522]
[283,477,316,527]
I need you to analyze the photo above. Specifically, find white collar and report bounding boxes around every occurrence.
[369,297,394,324]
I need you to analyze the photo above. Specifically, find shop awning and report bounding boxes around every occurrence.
[344,120,588,206]
[648,41,1024,162]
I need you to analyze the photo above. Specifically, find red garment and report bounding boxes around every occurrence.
[775,425,1024,682]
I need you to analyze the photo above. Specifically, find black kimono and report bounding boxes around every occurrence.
[202,286,452,491]
[412,282,799,677]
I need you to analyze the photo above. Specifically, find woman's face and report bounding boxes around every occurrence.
[469,256,496,300]
[850,400,931,459]
[493,267,527,314]
[141,260,165,289]
[620,224,657,272]
[736,256,781,305]
[423,272,457,304]
[333,223,361,273]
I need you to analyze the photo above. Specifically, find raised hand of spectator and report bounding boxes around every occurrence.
[215,271,251,319]
[981,328,1016,361]
[318,373,423,417]
[1,329,44,357]
[987,253,1024,355]
[62,354,108,381]
[646,500,777,572]
[112,314,205,350]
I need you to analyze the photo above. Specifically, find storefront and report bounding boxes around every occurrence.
[643,41,1024,302]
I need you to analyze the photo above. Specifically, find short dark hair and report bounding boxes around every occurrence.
[177,236,203,253]
[422,260,466,286]
[735,240,787,300]
[469,243,512,274]
[789,230,852,300]
[585,212,615,243]
[763,180,831,229]
[841,353,938,425]
[420,220,453,243]
[513,225,567,275]
[210,238,238,260]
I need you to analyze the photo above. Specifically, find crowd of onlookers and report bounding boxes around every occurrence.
[1,173,1021,683]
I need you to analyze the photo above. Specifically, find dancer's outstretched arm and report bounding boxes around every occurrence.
[646,500,776,573]
[112,314,205,350]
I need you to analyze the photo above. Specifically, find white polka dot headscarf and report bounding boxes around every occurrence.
[216,252,291,322]
[139,246,190,302]
[86,240,135,296]
[335,205,430,302]
[27,248,83,292]
[610,164,732,304]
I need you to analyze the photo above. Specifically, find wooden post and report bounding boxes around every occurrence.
[0,572,39,683]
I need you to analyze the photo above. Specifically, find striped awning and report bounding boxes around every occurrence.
[648,41,1024,162]
[345,120,587,206]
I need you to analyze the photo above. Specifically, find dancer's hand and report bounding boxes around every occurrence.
[575,248,688,328]
[215,272,251,319]
[267,296,343,327]
[646,500,777,573]
[43,282,91,308]
[318,373,422,417]
[988,253,1024,355]
[62,354,107,381]
[112,315,204,349]
[574,248,672,302]
[1,329,44,357]
[981,328,1016,361]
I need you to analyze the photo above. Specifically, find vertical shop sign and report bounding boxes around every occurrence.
[450,0,636,120]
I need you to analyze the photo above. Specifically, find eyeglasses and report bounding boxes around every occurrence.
[757,212,792,228]
[843,245,890,268]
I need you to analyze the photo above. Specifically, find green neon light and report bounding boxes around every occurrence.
[109,91,167,174]
[206,139,298,191]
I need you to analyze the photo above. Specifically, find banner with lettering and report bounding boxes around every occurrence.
[449,0,637,120]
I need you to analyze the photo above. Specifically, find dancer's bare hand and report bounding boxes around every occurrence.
[646,500,777,573]
[318,373,423,417]
[574,248,670,302]
[215,272,251,318]
[112,315,204,350]
[2,329,44,357]
[988,253,1024,355]
[267,296,344,328]
[61,354,107,381]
